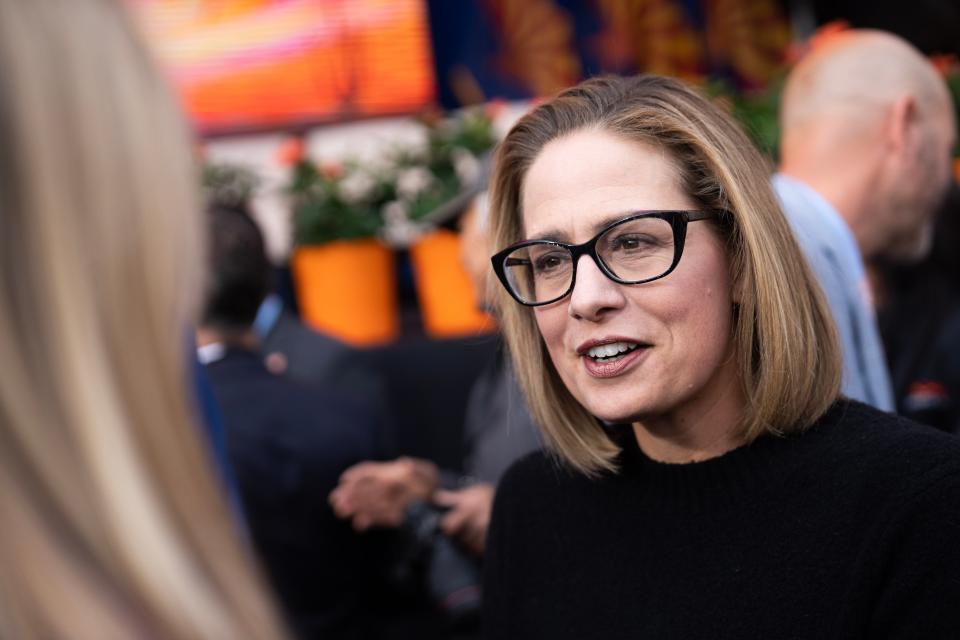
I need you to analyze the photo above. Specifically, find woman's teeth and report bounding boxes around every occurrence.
[587,341,639,361]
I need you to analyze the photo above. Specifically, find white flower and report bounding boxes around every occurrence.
[337,170,376,204]
[452,147,480,186]
[380,199,424,247]
[381,200,409,224]
[396,167,434,200]
[364,152,397,176]
[381,219,425,248]
[405,129,430,162]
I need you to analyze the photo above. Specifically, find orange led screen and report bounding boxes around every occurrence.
[128,0,436,135]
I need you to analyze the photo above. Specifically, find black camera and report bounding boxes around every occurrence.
[400,500,482,627]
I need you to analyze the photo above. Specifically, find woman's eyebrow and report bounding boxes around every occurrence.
[525,211,640,243]
[590,211,639,234]
[525,227,569,243]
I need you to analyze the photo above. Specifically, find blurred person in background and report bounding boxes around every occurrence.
[329,193,540,558]
[199,204,389,639]
[224,193,397,465]
[253,256,392,442]
[775,29,956,411]
[484,74,960,638]
[877,182,960,431]
[328,196,540,637]
[0,1,288,639]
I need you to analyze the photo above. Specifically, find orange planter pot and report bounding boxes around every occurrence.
[410,229,496,338]
[291,239,398,346]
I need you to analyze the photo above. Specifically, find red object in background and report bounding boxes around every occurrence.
[786,19,849,64]
[904,380,950,413]
[275,136,305,166]
[319,161,345,180]
[908,381,947,398]
[930,54,957,77]
[808,20,850,51]
[484,99,508,120]
[128,0,436,136]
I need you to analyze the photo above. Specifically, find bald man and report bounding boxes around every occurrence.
[775,29,956,411]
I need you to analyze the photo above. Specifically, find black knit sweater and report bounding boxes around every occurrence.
[483,400,960,639]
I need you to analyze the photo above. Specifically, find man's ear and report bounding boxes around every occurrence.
[886,94,917,156]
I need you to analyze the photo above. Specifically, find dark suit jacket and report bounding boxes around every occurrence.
[204,348,387,640]
[260,311,395,455]
[261,311,385,401]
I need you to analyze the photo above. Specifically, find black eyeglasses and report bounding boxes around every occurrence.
[491,210,722,306]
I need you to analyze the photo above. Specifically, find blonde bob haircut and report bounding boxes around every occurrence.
[490,75,842,475]
[0,1,286,638]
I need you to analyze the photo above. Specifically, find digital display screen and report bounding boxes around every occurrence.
[128,0,436,135]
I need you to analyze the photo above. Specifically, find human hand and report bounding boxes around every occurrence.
[329,457,440,531]
[433,483,495,556]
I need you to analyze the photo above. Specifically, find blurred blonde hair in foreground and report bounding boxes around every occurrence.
[0,1,287,638]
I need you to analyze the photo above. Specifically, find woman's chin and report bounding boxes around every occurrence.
[580,389,671,425]
[586,402,649,425]
[572,376,662,425]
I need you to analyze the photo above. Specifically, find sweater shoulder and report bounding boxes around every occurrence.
[813,399,960,490]
[825,399,960,455]
[498,449,567,490]
[494,449,589,510]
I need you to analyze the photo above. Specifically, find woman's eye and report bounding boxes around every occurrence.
[611,234,652,251]
[533,252,569,273]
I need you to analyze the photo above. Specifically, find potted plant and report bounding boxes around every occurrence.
[287,107,501,342]
[401,107,499,338]
[286,138,399,346]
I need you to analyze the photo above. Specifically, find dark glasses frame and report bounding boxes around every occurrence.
[490,209,723,307]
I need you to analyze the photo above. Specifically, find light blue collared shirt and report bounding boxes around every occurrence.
[773,173,895,411]
[253,293,284,340]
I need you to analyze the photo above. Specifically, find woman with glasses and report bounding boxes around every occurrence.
[483,74,960,638]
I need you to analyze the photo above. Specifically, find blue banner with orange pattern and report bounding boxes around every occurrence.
[427,0,791,108]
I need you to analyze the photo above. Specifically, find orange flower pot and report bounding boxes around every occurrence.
[291,239,398,346]
[409,229,496,338]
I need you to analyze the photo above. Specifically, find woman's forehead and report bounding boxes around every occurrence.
[519,130,690,240]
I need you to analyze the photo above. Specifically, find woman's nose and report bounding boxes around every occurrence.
[567,254,626,321]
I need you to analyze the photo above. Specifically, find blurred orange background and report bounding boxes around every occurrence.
[128,0,436,134]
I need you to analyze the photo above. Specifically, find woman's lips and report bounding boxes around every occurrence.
[581,346,648,378]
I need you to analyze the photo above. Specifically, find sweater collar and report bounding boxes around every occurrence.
[603,400,845,501]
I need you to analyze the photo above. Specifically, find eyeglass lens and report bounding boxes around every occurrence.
[502,216,676,304]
